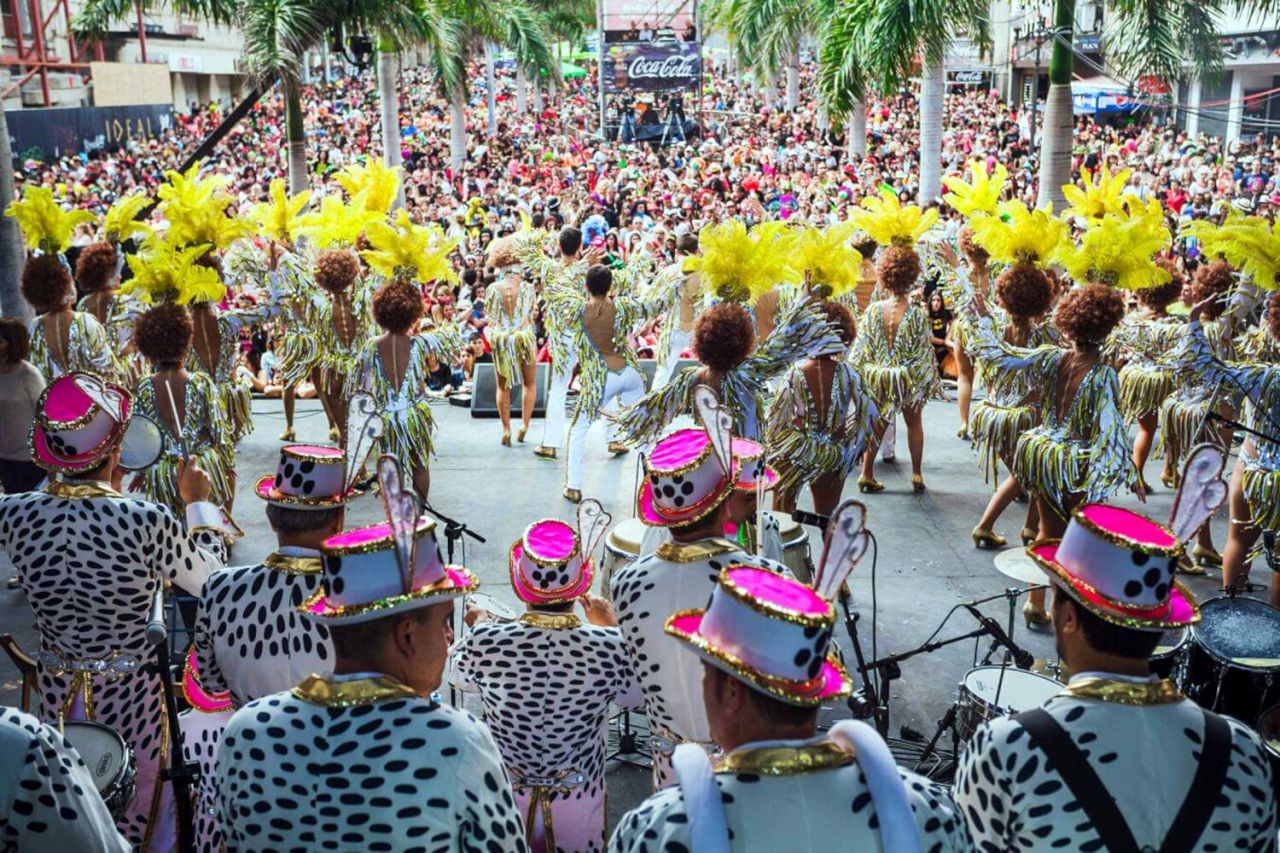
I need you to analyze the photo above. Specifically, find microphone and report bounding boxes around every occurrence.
[790,509,830,533]
[145,588,167,647]
[963,604,1035,670]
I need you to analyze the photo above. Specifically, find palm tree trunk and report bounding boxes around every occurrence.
[450,90,467,173]
[918,60,945,203]
[533,74,544,113]
[485,43,498,136]
[0,97,27,319]
[376,50,405,209]
[1037,0,1075,211]
[516,66,527,114]
[847,97,867,160]
[785,49,800,111]
[283,79,308,196]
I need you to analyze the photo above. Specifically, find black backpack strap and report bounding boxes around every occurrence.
[1159,710,1233,853]
[1014,709,1141,853]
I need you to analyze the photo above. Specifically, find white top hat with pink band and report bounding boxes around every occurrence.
[730,437,778,492]
[638,427,739,527]
[256,444,355,509]
[301,518,478,625]
[1028,503,1201,631]
[510,519,594,605]
[667,565,852,707]
[31,372,132,474]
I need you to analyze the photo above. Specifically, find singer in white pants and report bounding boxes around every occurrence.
[540,340,577,450]
[567,366,645,490]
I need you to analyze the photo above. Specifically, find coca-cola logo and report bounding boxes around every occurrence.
[626,54,698,80]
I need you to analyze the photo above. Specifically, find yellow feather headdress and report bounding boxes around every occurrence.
[5,186,95,254]
[797,222,862,298]
[101,192,153,244]
[686,220,801,303]
[156,162,252,251]
[1061,166,1134,222]
[849,189,939,247]
[118,239,226,305]
[1059,202,1172,290]
[943,162,1008,218]
[361,210,458,284]
[968,201,1068,268]
[249,179,311,244]
[1183,213,1280,292]
[336,159,401,215]
[294,193,384,249]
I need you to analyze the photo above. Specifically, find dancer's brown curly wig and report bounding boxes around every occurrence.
[820,301,856,347]
[1268,292,1280,341]
[372,280,423,334]
[694,303,756,372]
[958,226,989,267]
[876,245,921,296]
[315,249,360,294]
[995,263,1052,320]
[1137,258,1184,311]
[21,255,72,314]
[1054,283,1125,346]
[75,242,120,294]
[134,302,193,366]
[1187,260,1234,321]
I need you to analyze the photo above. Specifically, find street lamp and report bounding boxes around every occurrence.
[1015,16,1053,168]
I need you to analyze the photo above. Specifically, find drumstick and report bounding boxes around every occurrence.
[162,381,188,459]
[756,450,766,557]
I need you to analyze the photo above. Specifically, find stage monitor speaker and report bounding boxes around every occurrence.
[470,362,549,418]
[637,357,699,387]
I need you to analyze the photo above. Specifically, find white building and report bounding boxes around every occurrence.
[1181,11,1280,144]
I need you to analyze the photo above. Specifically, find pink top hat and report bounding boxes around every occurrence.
[666,565,852,707]
[1028,503,1201,631]
[637,427,739,528]
[256,445,355,509]
[509,519,593,605]
[730,437,778,492]
[300,518,478,625]
[30,372,132,474]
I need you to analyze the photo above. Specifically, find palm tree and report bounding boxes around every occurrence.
[0,99,28,319]
[705,0,821,113]
[815,0,871,159]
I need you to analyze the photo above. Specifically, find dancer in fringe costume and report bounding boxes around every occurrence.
[486,235,539,446]
[75,193,152,385]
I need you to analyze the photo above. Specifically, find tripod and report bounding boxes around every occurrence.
[422,502,484,707]
[147,589,198,853]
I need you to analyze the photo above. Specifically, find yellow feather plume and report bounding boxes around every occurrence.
[797,222,862,298]
[1061,166,1133,222]
[361,210,458,283]
[249,179,311,244]
[4,186,95,254]
[1059,203,1172,290]
[101,192,153,244]
[1183,213,1280,291]
[294,193,385,249]
[850,189,939,247]
[336,159,401,215]
[118,239,226,305]
[968,201,1068,268]
[156,162,251,250]
[687,220,801,304]
[943,162,1008,217]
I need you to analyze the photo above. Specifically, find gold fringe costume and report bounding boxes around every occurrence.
[28,311,115,382]
[971,317,1135,516]
[132,371,233,515]
[1109,314,1183,423]
[1159,319,1237,455]
[849,301,940,415]
[485,276,538,388]
[514,230,588,368]
[280,272,376,393]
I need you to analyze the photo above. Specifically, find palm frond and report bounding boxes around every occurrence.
[816,0,872,124]
[73,0,236,41]
[1175,0,1224,81]
[239,0,327,85]
[473,0,560,86]
[864,0,950,90]
[1105,0,1183,84]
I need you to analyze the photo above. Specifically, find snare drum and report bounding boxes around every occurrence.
[955,665,1063,742]
[776,514,812,582]
[602,518,647,597]
[1149,627,1190,683]
[1185,596,1280,723]
[62,720,137,821]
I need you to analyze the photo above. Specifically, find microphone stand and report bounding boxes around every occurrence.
[421,501,486,565]
[148,588,198,853]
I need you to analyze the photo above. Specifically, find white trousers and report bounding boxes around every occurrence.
[539,350,578,449]
[652,327,693,390]
[567,366,645,489]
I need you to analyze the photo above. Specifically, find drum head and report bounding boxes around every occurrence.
[119,413,165,471]
[993,549,1045,585]
[1192,596,1280,670]
[962,665,1062,711]
[466,592,517,622]
[1152,627,1188,659]
[607,518,647,555]
[61,721,125,792]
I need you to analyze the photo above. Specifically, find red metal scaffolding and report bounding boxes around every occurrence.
[1,0,104,107]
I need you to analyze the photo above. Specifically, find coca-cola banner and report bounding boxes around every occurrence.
[602,43,701,93]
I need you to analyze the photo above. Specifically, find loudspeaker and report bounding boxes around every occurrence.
[637,357,699,386]
[470,362,550,418]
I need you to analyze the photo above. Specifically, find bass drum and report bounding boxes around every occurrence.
[776,513,813,583]
[601,518,647,599]
[62,720,137,822]
[955,665,1063,743]
[1186,596,1280,724]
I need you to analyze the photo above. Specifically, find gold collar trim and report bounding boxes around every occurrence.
[519,612,582,630]
[43,480,122,500]
[715,739,854,776]
[263,551,323,575]
[655,538,739,564]
[291,674,422,707]
[1061,677,1184,706]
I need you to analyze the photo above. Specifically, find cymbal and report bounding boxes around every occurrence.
[993,548,1044,585]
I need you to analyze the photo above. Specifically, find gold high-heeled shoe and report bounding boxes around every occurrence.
[957,426,970,441]
[517,425,528,443]
[857,476,885,494]
[1023,601,1052,631]
[563,487,582,504]
[1160,471,1178,490]
[501,429,512,447]
[1193,544,1223,569]
[1021,527,1038,547]
[328,426,340,442]
[972,527,1007,549]
[912,475,926,493]
[278,426,296,442]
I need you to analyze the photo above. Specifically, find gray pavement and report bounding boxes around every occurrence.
[0,392,1245,821]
